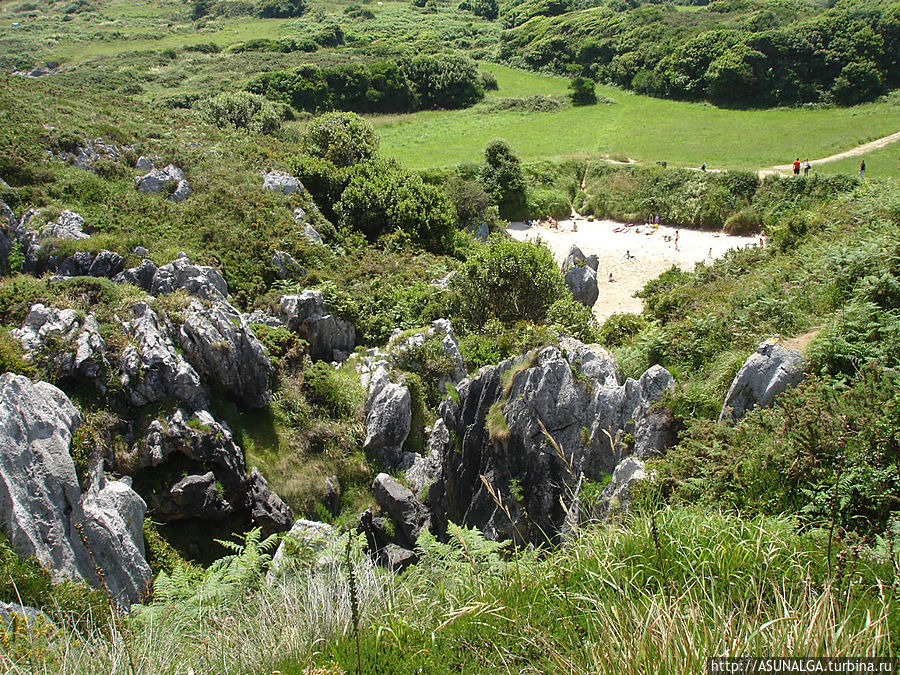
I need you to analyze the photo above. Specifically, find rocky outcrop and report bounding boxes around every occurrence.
[0,374,151,609]
[280,291,355,362]
[40,210,89,241]
[12,304,109,388]
[178,299,271,409]
[114,259,158,293]
[124,408,292,535]
[430,338,674,545]
[474,222,489,242]
[591,456,649,520]
[136,165,190,202]
[272,250,306,280]
[372,473,430,549]
[363,367,411,467]
[56,138,130,172]
[262,170,303,194]
[404,419,447,498]
[303,224,323,244]
[135,156,155,172]
[719,338,803,424]
[151,255,228,302]
[268,519,340,580]
[391,319,466,393]
[119,302,209,410]
[58,250,125,278]
[563,246,599,308]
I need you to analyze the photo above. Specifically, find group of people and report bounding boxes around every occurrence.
[527,216,578,232]
[792,158,813,176]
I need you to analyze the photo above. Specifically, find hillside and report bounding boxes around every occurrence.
[1,0,899,671]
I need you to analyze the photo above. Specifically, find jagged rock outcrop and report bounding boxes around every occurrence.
[56,137,130,172]
[391,319,466,392]
[474,222,489,242]
[430,338,674,545]
[151,255,228,301]
[405,419,447,498]
[119,302,209,410]
[135,156,155,172]
[178,299,272,409]
[719,338,803,424]
[135,165,190,202]
[123,408,292,535]
[372,473,430,549]
[114,259,158,292]
[563,246,599,307]
[363,367,411,468]
[12,304,109,387]
[262,170,303,194]
[0,602,55,634]
[303,224,323,244]
[40,210,89,241]
[592,456,650,520]
[272,250,306,280]
[564,245,598,272]
[0,374,151,609]
[280,291,355,362]
[58,249,125,278]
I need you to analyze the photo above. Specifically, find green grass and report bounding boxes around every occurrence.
[372,66,900,172]
[814,141,900,179]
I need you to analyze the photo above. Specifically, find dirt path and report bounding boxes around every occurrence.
[765,130,900,175]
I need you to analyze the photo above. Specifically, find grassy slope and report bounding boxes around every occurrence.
[373,64,900,172]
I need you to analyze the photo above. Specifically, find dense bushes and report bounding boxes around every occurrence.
[246,55,484,114]
[197,91,283,134]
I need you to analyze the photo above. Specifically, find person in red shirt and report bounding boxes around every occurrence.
[793,158,801,175]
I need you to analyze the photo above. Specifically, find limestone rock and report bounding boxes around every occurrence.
[372,473,430,549]
[719,338,803,424]
[0,374,151,608]
[272,250,306,280]
[119,302,209,410]
[280,291,355,362]
[0,602,55,634]
[0,202,12,273]
[404,419,447,498]
[391,319,466,392]
[592,456,649,520]
[363,367,411,467]
[303,223,323,244]
[40,210,89,241]
[245,467,293,535]
[431,339,674,544]
[151,256,229,302]
[135,156,155,172]
[564,262,599,308]
[474,222,489,242]
[12,304,109,387]
[153,472,235,521]
[136,165,190,202]
[268,518,339,580]
[178,299,271,409]
[114,259,158,293]
[58,249,124,278]
[262,170,302,194]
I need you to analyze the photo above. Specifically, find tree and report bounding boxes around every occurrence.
[301,112,379,168]
[479,140,526,220]
[452,235,566,327]
[568,76,597,105]
[256,0,306,18]
[831,60,884,106]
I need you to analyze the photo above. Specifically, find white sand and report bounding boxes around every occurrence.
[507,218,760,322]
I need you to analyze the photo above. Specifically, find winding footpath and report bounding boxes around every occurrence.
[762,130,900,176]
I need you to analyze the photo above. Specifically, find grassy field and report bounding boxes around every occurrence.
[372,64,900,174]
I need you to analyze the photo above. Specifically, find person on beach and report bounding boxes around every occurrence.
[608,272,615,282]
[674,230,680,251]
[793,158,801,175]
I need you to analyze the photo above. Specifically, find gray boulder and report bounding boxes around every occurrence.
[404,419,447,498]
[119,302,209,410]
[303,224,323,245]
[57,138,126,172]
[474,222,489,242]
[292,206,307,222]
[1,201,14,271]
[114,259,158,293]
[0,374,151,609]
[280,291,355,362]
[40,210,90,241]
[272,249,306,280]
[430,339,674,544]
[564,262,599,307]
[12,304,109,387]
[58,249,125,278]
[151,256,229,302]
[719,338,803,424]
[268,518,340,581]
[136,165,190,202]
[178,299,271,409]
[372,473,430,549]
[244,309,284,329]
[245,467,294,535]
[564,245,598,271]
[135,156,155,172]
[262,170,302,194]
[363,367,411,467]
[592,456,650,520]
[0,602,55,634]
[153,472,235,521]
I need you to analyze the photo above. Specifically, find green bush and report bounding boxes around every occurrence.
[598,312,646,348]
[546,297,599,342]
[479,139,526,220]
[197,91,282,134]
[300,112,379,169]
[452,235,566,327]
[567,76,597,105]
[256,0,306,17]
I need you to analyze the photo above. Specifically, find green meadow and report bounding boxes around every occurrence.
[372,64,900,174]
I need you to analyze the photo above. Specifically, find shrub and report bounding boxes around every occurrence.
[479,71,499,91]
[197,91,283,134]
[256,0,306,17]
[452,235,566,327]
[568,76,597,105]
[598,312,646,348]
[301,112,379,169]
[546,297,599,342]
[479,139,526,220]
[724,206,762,235]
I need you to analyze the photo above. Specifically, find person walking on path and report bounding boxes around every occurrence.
[859,160,866,179]
[793,158,801,175]
[803,159,811,176]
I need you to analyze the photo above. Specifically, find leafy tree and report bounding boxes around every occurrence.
[336,158,456,253]
[831,60,884,106]
[567,76,597,105]
[301,112,379,168]
[452,235,566,327]
[479,140,526,220]
[256,0,306,17]
[197,91,283,134]
[402,54,485,110]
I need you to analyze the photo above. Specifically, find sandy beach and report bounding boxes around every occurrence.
[507,218,760,322]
